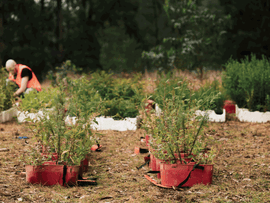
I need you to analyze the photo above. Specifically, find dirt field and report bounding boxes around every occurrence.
[1,116,270,203]
[1,70,270,202]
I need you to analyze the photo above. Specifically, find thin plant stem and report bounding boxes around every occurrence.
[189,113,207,155]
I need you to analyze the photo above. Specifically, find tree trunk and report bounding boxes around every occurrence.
[84,0,102,71]
[40,0,44,47]
[57,0,63,61]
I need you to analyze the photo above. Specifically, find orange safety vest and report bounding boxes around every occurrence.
[8,64,42,91]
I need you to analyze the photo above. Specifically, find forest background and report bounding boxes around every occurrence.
[0,0,269,81]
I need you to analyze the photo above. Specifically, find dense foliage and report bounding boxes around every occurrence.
[0,67,15,111]
[0,0,171,76]
[220,0,270,61]
[142,0,230,74]
[67,71,145,119]
[222,55,270,112]
[192,79,226,114]
[19,88,59,113]
[3,0,268,77]
[151,71,226,114]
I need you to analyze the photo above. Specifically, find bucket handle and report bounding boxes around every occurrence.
[177,163,204,188]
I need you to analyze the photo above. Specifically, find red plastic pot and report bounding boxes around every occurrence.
[134,146,140,154]
[145,100,154,113]
[155,153,194,179]
[80,157,89,173]
[156,158,163,179]
[78,156,89,179]
[160,162,213,187]
[25,165,64,186]
[149,154,157,171]
[65,165,80,186]
[223,100,235,114]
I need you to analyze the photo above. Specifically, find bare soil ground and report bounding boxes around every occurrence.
[1,117,270,203]
[1,70,270,202]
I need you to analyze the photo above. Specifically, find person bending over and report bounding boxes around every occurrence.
[5,59,42,97]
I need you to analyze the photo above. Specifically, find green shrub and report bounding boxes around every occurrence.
[68,71,145,119]
[103,98,139,119]
[96,73,144,118]
[223,54,270,111]
[192,79,226,114]
[20,88,59,113]
[143,79,218,164]
[67,76,104,118]
[150,71,224,113]
[151,72,191,110]
[88,71,115,100]
[0,67,15,111]
[23,87,96,166]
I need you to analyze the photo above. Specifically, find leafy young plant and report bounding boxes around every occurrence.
[20,145,52,166]
[223,54,270,111]
[19,87,59,113]
[151,71,191,111]
[143,76,219,164]
[191,79,226,114]
[25,84,96,166]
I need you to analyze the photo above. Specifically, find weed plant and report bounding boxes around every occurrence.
[223,54,270,111]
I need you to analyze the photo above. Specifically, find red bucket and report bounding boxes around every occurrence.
[80,157,89,173]
[149,154,157,171]
[223,100,235,114]
[145,100,154,113]
[155,153,194,179]
[79,156,89,179]
[65,165,80,186]
[160,162,213,187]
[26,165,64,186]
[156,158,163,179]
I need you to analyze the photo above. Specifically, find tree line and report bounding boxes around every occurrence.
[0,0,269,80]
